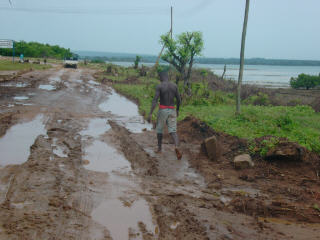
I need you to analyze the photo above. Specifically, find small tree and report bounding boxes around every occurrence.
[134,55,141,69]
[290,74,320,90]
[160,31,204,92]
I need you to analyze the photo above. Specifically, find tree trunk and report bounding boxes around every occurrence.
[221,64,227,79]
[236,0,250,115]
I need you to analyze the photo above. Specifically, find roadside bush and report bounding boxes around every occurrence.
[244,92,270,106]
[290,74,320,90]
[275,112,294,131]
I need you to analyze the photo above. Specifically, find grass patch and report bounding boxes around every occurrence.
[114,83,320,153]
[0,60,51,71]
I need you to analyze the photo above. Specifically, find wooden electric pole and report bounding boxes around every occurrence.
[171,6,173,39]
[236,0,250,115]
[155,6,173,68]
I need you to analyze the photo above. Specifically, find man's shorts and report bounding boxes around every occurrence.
[156,108,177,134]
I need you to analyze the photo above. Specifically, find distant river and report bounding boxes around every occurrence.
[107,61,320,88]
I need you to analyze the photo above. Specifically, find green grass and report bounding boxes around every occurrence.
[0,60,51,71]
[114,83,320,153]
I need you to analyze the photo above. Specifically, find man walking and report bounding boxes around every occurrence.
[147,69,182,160]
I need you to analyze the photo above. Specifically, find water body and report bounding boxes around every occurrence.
[108,61,320,88]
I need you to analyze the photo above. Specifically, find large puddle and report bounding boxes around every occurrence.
[81,112,157,239]
[0,115,46,166]
[99,89,152,133]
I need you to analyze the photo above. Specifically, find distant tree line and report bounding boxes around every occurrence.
[290,74,320,90]
[0,41,74,59]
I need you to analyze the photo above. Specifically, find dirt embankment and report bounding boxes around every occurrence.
[178,117,320,224]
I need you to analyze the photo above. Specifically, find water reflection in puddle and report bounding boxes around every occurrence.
[80,118,110,138]
[99,89,152,133]
[99,90,138,117]
[52,138,68,158]
[92,198,155,240]
[83,140,129,173]
[13,96,29,101]
[0,115,46,166]
[82,115,156,238]
[0,82,28,88]
[88,80,99,85]
[39,85,56,91]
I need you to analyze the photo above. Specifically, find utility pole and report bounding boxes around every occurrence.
[171,6,173,38]
[155,6,173,68]
[236,0,250,115]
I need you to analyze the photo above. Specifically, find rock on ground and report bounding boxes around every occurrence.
[203,136,222,161]
[234,154,254,169]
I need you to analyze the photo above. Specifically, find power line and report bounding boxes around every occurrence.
[0,6,168,15]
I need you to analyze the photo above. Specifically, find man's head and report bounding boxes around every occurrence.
[157,65,170,82]
[159,71,169,82]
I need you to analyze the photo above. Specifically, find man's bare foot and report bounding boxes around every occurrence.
[175,148,182,160]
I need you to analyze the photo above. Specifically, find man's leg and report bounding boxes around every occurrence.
[155,110,165,153]
[168,110,182,160]
[169,132,179,148]
[157,133,163,152]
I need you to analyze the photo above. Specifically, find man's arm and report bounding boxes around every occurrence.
[175,85,181,117]
[147,85,160,122]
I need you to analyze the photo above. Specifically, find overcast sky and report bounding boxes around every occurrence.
[0,0,319,60]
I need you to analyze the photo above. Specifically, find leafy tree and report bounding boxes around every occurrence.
[0,41,73,59]
[290,74,320,90]
[160,31,204,92]
[134,55,141,69]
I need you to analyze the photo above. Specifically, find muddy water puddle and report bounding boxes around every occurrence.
[52,138,68,158]
[80,118,111,138]
[83,140,129,173]
[0,82,28,88]
[48,69,65,83]
[81,116,157,239]
[99,89,152,133]
[0,115,46,166]
[92,198,155,240]
[13,96,29,101]
[39,84,56,91]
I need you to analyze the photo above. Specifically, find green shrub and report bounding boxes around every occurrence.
[290,74,320,90]
[244,92,270,106]
[260,137,279,157]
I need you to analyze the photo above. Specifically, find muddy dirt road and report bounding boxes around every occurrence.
[0,67,319,240]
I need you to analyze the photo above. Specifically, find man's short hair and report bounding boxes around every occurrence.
[159,71,169,80]
[157,65,170,79]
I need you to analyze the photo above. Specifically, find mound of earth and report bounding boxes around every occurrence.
[177,116,320,224]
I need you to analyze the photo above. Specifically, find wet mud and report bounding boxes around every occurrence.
[0,67,319,239]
